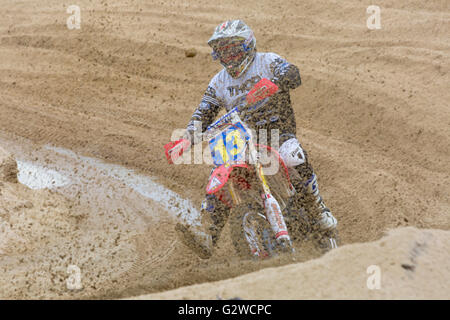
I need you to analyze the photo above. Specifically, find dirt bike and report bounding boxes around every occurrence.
[165,78,338,259]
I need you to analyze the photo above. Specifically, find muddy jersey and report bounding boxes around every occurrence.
[187,52,302,146]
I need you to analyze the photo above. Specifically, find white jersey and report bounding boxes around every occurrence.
[187,51,300,145]
[205,52,289,111]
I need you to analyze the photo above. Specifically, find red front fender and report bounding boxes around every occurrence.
[206,163,249,194]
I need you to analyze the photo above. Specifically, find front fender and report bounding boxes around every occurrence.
[206,163,249,194]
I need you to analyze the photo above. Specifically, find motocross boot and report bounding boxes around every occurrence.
[304,172,337,231]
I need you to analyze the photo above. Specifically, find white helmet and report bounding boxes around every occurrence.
[208,20,256,78]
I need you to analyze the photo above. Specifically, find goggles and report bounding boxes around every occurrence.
[211,39,250,63]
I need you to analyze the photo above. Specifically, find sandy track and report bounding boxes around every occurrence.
[133,227,450,300]
[0,133,326,299]
[0,0,449,298]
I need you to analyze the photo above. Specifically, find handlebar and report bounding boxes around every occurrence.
[205,106,239,133]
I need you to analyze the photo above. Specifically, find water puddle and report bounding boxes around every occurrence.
[17,160,71,189]
[1,134,201,227]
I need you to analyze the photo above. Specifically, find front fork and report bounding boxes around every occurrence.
[230,113,294,254]
[250,147,292,248]
[262,193,290,242]
[255,156,294,253]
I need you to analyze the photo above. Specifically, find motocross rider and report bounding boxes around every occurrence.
[174,20,337,258]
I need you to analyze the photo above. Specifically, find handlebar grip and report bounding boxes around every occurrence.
[164,139,191,164]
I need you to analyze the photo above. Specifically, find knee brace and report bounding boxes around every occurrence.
[278,138,306,168]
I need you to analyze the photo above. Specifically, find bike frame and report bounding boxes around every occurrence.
[204,109,293,248]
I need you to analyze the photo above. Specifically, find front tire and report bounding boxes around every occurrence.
[229,203,273,259]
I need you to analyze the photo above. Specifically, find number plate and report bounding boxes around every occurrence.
[209,122,250,166]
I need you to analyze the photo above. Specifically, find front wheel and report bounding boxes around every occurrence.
[229,203,275,259]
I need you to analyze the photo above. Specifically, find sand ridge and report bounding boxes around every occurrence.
[132,227,450,300]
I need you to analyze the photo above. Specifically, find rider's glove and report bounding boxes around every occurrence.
[185,120,203,145]
[270,64,301,92]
